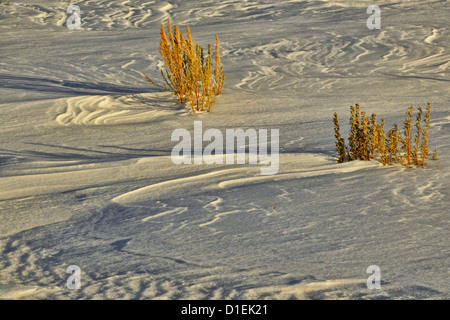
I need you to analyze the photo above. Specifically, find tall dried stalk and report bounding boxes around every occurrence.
[370,113,378,159]
[156,21,188,103]
[202,44,215,112]
[400,106,413,165]
[420,103,431,167]
[185,42,215,112]
[348,104,360,160]
[214,35,225,95]
[378,118,388,165]
[413,106,423,166]
[333,112,348,163]
[359,111,370,160]
[387,124,400,165]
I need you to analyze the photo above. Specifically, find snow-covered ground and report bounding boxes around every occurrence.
[0,0,449,299]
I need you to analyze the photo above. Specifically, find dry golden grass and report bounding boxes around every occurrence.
[142,21,188,103]
[333,104,436,167]
[387,124,399,165]
[333,112,347,163]
[143,20,225,113]
[412,106,423,166]
[184,39,215,112]
[369,113,378,160]
[214,35,225,95]
[399,106,413,165]
[377,118,388,165]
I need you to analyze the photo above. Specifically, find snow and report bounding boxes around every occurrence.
[0,0,449,299]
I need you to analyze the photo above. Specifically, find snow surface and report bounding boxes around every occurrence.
[0,0,449,299]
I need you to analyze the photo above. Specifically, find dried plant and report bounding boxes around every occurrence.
[387,124,400,165]
[369,113,378,160]
[400,106,413,165]
[333,104,436,168]
[185,42,215,112]
[143,19,225,113]
[412,106,423,166]
[420,103,431,167]
[348,104,360,160]
[359,111,370,160]
[144,20,188,103]
[214,35,225,95]
[201,44,215,112]
[346,105,372,161]
[333,112,348,163]
[378,118,388,165]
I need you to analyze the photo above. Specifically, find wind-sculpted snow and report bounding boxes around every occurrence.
[55,93,182,125]
[0,0,449,300]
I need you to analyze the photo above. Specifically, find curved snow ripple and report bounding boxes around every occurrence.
[78,0,176,30]
[234,23,449,94]
[112,154,379,205]
[55,92,182,126]
[0,0,171,31]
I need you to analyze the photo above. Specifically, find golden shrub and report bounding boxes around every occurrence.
[333,104,436,167]
[143,20,225,113]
